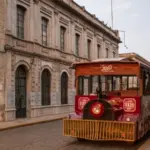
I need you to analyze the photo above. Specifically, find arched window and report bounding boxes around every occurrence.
[15,65,27,118]
[61,72,68,104]
[41,69,51,105]
[17,5,26,39]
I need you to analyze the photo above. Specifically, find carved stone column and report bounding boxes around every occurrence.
[83,26,87,58]
[0,104,5,121]
[33,0,40,43]
[93,32,97,60]
[70,19,75,54]
[54,8,59,48]
[0,0,6,52]
[33,0,39,4]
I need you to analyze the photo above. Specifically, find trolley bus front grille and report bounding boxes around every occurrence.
[63,119,137,142]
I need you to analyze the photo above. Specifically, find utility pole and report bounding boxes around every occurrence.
[111,0,113,29]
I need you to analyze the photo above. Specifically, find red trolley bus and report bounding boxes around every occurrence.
[63,53,150,142]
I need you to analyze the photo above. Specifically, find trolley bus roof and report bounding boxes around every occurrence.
[92,57,126,62]
[71,53,150,69]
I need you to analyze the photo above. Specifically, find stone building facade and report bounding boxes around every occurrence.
[0,0,120,121]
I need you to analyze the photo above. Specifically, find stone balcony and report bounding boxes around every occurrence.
[5,34,89,64]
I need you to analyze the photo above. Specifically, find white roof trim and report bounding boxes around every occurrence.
[92,57,126,62]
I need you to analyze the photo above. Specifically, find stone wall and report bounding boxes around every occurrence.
[0,53,5,121]
[0,0,6,121]
[3,50,76,121]
[0,0,5,52]
[5,0,119,60]
[1,0,120,121]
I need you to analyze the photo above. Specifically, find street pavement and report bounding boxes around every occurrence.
[0,120,149,150]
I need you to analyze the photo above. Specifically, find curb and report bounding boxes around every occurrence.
[0,117,66,131]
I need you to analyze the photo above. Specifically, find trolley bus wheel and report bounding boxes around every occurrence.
[126,141,135,145]
[77,138,85,141]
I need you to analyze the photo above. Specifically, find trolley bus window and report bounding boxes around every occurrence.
[112,76,121,91]
[143,72,150,94]
[78,75,93,95]
[78,75,98,95]
[78,75,139,95]
[128,76,138,89]
[78,76,84,95]
[122,76,128,90]
[92,76,99,93]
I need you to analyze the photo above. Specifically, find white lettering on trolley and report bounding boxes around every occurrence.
[100,65,114,72]
[78,97,90,110]
[123,98,136,112]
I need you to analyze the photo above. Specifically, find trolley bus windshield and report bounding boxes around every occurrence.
[78,75,139,96]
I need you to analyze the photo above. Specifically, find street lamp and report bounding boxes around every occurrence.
[111,0,128,49]
[119,30,128,49]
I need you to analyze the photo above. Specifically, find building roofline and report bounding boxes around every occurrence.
[72,0,117,33]
[119,52,150,67]
[53,0,121,43]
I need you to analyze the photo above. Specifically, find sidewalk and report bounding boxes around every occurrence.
[138,139,150,150]
[0,113,68,131]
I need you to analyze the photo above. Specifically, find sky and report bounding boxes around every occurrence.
[74,0,150,60]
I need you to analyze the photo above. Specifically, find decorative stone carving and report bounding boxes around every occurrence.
[42,48,49,54]
[97,37,102,44]
[112,45,117,52]
[75,57,80,62]
[83,26,87,31]
[94,31,97,36]
[81,6,85,11]
[16,40,27,48]
[70,19,74,25]
[75,25,82,32]
[105,42,110,49]
[0,104,5,121]
[60,16,69,25]
[40,6,52,16]
[19,0,30,6]
[92,14,96,19]
[30,57,34,65]
[11,52,16,72]
[87,31,93,39]
[60,53,67,58]
[33,0,39,4]
[54,8,59,15]
[5,30,11,35]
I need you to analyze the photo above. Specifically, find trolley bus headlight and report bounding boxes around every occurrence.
[90,102,104,117]
[126,117,130,121]
[92,104,101,114]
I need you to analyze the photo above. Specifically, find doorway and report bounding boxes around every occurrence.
[15,65,27,118]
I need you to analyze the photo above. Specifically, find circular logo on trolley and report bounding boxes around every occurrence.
[78,97,90,110]
[109,97,123,106]
[123,98,136,112]
[100,65,114,72]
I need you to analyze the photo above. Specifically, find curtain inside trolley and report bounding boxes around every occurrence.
[77,75,140,96]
